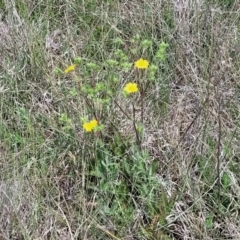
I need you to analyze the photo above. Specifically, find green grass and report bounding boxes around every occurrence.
[1,0,240,239]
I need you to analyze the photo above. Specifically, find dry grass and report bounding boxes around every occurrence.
[1,0,240,239]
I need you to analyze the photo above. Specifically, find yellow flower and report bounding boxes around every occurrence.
[83,119,98,132]
[123,82,139,94]
[64,64,77,73]
[134,58,149,69]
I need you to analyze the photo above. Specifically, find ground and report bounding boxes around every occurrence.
[1,0,240,239]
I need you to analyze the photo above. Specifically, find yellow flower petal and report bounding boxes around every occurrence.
[83,119,98,132]
[134,58,149,69]
[123,82,139,94]
[90,119,98,128]
[64,64,77,73]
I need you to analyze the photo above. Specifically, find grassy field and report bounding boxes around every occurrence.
[1,0,240,239]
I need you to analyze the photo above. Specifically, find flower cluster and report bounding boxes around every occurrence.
[83,119,98,132]
[64,57,150,132]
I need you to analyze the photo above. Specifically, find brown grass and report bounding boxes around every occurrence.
[1,0,240,239]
